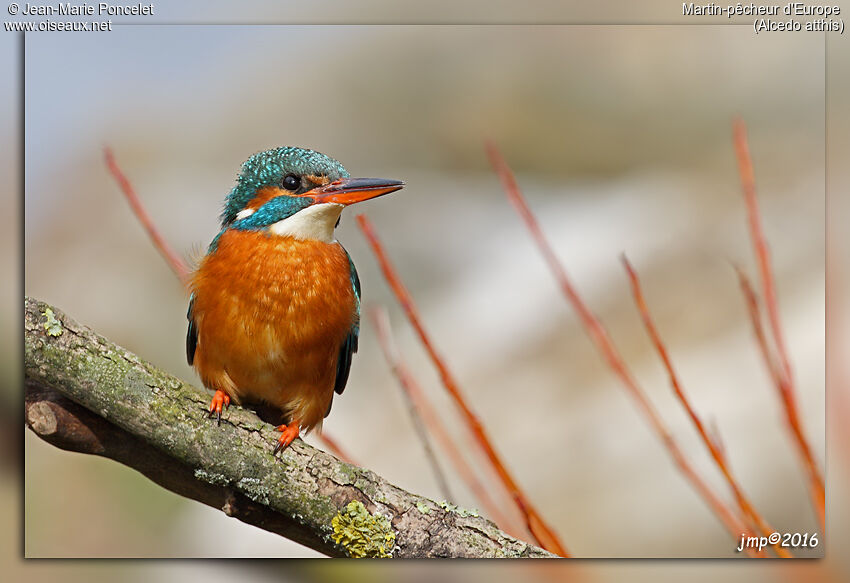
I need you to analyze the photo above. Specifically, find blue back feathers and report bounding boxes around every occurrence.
[333,247,361,397]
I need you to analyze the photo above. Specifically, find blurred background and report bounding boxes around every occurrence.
[4,0,847,580]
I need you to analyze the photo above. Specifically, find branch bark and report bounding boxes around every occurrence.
[24,297,554,559]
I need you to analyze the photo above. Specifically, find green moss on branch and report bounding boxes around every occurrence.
[24,297,555,559]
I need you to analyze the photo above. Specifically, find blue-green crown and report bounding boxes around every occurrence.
[221,146,350,226]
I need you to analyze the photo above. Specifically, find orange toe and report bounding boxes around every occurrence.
[208,390,231,425]
[273,423,301,455]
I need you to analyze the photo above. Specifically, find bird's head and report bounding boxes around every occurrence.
[220,146,403,242]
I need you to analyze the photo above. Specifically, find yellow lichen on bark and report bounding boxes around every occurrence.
[331,500,396,558]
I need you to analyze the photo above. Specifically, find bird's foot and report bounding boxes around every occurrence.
[207,390,231,426]
[273,423,301,455]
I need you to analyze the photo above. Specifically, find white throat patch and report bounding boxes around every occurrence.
[267,203,344,243]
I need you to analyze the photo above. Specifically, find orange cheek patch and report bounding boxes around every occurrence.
[305,174,331,187]
[246,186,285,211]
[244,177,330,212]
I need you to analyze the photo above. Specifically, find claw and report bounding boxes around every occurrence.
[207,390,230,426]
[273,423,301,456]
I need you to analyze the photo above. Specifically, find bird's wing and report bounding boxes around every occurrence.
[333,247,360,396]
[186,292,198,365]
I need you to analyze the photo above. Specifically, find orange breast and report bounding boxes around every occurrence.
[189,228,356,431]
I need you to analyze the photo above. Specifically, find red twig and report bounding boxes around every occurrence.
[732,122,792,386]
[356,214,570,557]
[486,142,757,554]
[371,307,455,502]
[624,256,790,557]
[735,268,784,390]
[104,148,351,461]
[736,268,827,531]
[104,147,191,286]
[370,307,523,536]
[732,120,825,531]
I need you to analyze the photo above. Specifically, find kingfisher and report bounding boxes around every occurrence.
[186,146,403,454]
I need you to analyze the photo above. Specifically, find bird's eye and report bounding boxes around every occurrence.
[281,174,301,191]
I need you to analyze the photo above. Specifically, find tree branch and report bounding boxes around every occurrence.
[24,297,554,559]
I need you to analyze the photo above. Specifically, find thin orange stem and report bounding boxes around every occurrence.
[732,121,792,385]
[735,267,784,390]
[104,147,191,286]
[370,307,524,537]
[624,256,790,557]
[371,306,455,502]
[486,141,759,556]
[732,120,825,531]
[356,214,570,557]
